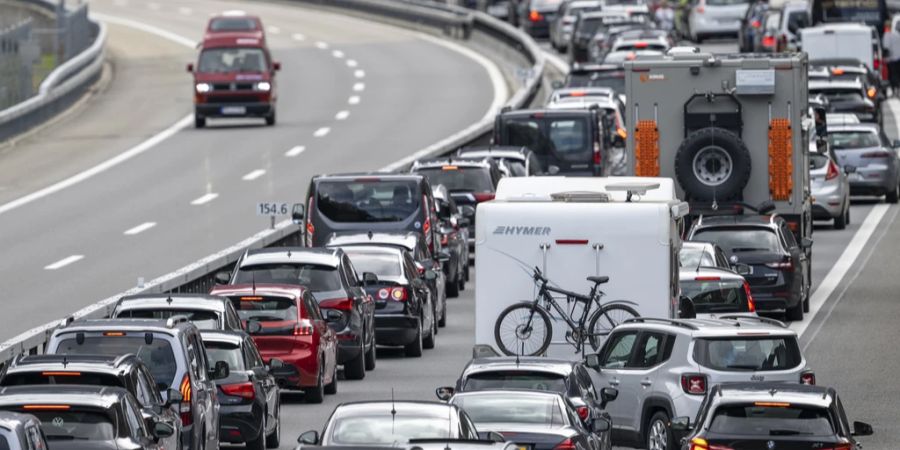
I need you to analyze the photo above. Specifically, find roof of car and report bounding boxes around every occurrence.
[8,354,140,374]
[679,266,744,282]
[500,109,594,119]
[463,357,576,377]
[569,63,624,74]
[336,245,404,257]
[325,231,422,251]
[210,283,308,298]
[694,214,781,228]
[451,389,566,401]
[241,247,341,268]
[313,172,425,182]
[0,385,129,409]
[827,122,880,132]
[457,146,531,161]
[616,317,795,337]
[711,383,835,408]
[58,318,192,334]
[117,294,228,312]
[412,158,493,170]
[810,58,867,68]
[200,330,246,346]
[579,10,629,20]
[809,78,864,90]
[333,401,459,417]
[200,33,265,49]
[682,241,715,251]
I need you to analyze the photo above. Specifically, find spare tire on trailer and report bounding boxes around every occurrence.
[674,127,752,202]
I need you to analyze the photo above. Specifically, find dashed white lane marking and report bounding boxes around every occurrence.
[285,146,306,157]
[124,222,157,236]
[45,255,84,270]
[178,7,192,15]
[348,96,360,105]
[315,41,328,49]
[147,2,160,10]
[346,59,358,67]
[335,111,350,120]
[242,169,266,181]
[354,70,365,78]
[353,83,365,92]
[268,26,281,34]
[332,50,344,58]
[292,33,305,41]
[190,193,219,205]
[313,127,330,138]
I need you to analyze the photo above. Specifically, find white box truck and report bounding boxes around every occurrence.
[473,176,688,360]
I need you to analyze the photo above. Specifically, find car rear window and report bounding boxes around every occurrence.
[343,250,402,278]
[198,47,267,73]
[827,130,881,149]
[1,372,123,388]
[709,403,834,436]
[679,247,715,268]
[234,263,342,291]
[316,179,421,223]
[692,227,781,254]
[23,409,116,441]
[330,415,451,445]
[204,341,245,371]
[680,279,750,314]
[414,167,494,193]
[615,43,667,52]
[452,394,566,426]
[693,336,802,371]
[55,336,178,386]
[811,89,864,105]
[209,17,258,31]
[503,117,591,162]
[116,309,220,330]
[566,72,626,93]
[229,296,299,336]
[463,371,568,393]
[809,153,829,170]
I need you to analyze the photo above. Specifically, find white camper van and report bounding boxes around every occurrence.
[474,176,688,360]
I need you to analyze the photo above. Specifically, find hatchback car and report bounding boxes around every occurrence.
[689,214,812,320]
[686,0,750,42]
[569,12,629,63]
[46,318,224,450]
[0,412,49,450]
[810,58,885,108]
[209,284,338,401]
[737,0,768,52]
[563,63,628,98]
[674,383,873,450]
[518,0,564,37]
[433,184,470,291]
[550,0,603,51]
[222,247,375,380]
[810,148,851,228]
[827,123,900,203]
[457,146,544,177]
[112,294,243,331]
[757,0,809,52]
[200,330,280,449]
[678,267,756,317]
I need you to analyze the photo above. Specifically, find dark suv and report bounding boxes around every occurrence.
[0,354,182,450]
[46,318,226,450]
[688,215,812,321]
[494,108,604,176]
[295,173,441,252]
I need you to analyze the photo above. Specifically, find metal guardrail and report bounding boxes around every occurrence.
[0,0,547,366]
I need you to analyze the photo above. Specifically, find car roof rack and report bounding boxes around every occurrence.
[716,315,787,328]
[623,317,699,330]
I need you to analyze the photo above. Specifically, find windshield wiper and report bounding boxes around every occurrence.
[769,429,813,436]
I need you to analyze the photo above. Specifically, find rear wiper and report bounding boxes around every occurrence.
[725,364,762,370]
[769,429,812,436]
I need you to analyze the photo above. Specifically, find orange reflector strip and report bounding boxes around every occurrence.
[768,118,792,201]
[41,372,81,376]
[240,296,263,301]
[23,405,70,410]
[103,332,125,336]
[634,120,660,177]
[754,401,791,407]
[442,166,458,171]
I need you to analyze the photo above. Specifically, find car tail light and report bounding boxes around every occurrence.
[786,221,799,232]
[689,438,708,450]
[294,318,314,336]
[862,150,891,158]
[800,370,816,385]
[221,382,255,400]
[761,35,776,48]
[766,258,794,271]
[440,234,449,246]
[696,5,704,13]
[474,193,495,202]
[575,406,590,421]
[829,443,853,450]
[593,141,601,165]
[391,287,408,301]
[179,374,193,426]
[634,41,648,48]
[744,281,756,313]
[694,276,720,281]
[867,87,877,99]
[377,288,390,300]
[825,160,840,180]
[681,373,707,395]
[751,19,761,28]
[553,438,576,450]
[529,10,543,21]
[320,298,353,311]
[305,197,315,245]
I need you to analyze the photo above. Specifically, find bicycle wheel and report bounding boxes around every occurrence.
[587,303,640,351]
[494,302,553,356]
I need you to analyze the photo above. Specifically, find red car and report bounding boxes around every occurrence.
[210,284,338,403]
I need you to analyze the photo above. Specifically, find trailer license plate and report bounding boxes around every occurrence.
[221,106,246,115]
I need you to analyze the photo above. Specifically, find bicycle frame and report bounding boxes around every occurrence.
[533,280,602,352]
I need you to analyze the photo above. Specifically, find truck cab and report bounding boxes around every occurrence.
[188,33,280,128]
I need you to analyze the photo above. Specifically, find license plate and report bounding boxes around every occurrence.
[516,446,530,450]
[221,106,246,115]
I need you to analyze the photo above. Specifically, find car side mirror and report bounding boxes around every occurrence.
[273,61,281,71]
[297,430,319,445]
[325,309,343,322]
[459,205,476,219]
[267,358,294,378]
[584,353,601,370]
[164,388,183,406]
[801,237,813,250]
[844,164,857,174]
[210,361,229,380]
[362,272,378,285]
[599,387,618,409]
[486,431,505,443]
[679,296,696,319]
[551,80,564,89]
[153,421,175,439]
[547,165,561,175]
[852,421,874,436]
[670,416,691,431]
[292,203,305,224]
[424,269,438,281]
[247,320,263,334]
[214,271,231,285]
[435,386,455,401]
[186,63,194,72]
[437,250,451,262]
[267,358,285,371]
[732,263,752,276]
[591,417,611,433]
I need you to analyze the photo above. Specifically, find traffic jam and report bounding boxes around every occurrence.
[0,1,896,450]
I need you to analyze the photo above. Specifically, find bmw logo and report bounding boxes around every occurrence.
[767,441,776,450]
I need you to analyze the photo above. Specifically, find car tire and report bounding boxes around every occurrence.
[344,340,366,380]
[787,295,804,321]
[834,207,847,230]
[646,411,675,450]
[438,300,447,328]
[324,360,337,395]
[405,319,424,357]
[305,369,325,404]
[265,401,280,448]
[424,309,437,349]
[194,115,206,128]
[446,274,460,298]
[364,333,376,371]
[465,261,470,282]
[674,127,752,202]
[265,110,276,126]
[886,183,899,203]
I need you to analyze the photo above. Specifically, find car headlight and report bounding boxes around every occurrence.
[195,83,211,93]
[256,81,271,92]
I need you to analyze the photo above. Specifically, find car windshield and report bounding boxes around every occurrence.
[55,335,178,386]
[316,180,421,223]
[579,17,609,35]
[329,415,452,444]
[116,309,220,330]
[464,371,568,393]
[343,250,402,278]
[415,167,494,193]
[566,73,625,93]
[452,394,566,426]
[828,130,881,149]
[25,410,115,441]
[504,117,591,162]
[1,372,123,388]
[679,247,715,268]
[198,47,267,73]
[203,341,245,371]
[693,336,802,371]
[709,404,834,436]
[809,153,829,170]
[692,228,781,254]
[680,279,750,314]
[209,17,258,31]
[234,263,342,291]
[228,296,299,336]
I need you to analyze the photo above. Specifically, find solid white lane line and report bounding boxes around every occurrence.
[313,127,330,138]
[268,26,281,34]
[335,111,350,120]
[285,146,306,157]
[178,7,192,15]
[242,169,266,181]
[45,255,84,270]
[292,33,305,41]
[353,83,365,92]
[346,59,358,67]
[315,41,328,49]
[124,222,157,236]
[190,193,219,205]
[348,96,360,105]
[354,70,365,78]
[793,204,891,338]
[332,50,344,58]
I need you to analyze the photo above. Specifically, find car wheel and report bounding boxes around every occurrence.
[423,308,437,349]
[265,400,280,448]
[343,339,366,380]
[787,293,804,321]
[465,260,471,282]
[834,206,847,230]
[646,411,674,450]
[324,359,338,395]
[305,369,325,404]
[674,127,752,201]
[887,183,899,203]
[364,332,376,371]
[438,300,447,328]
[194,115,206,128]
[446,274,460,298]
[265,110,276,126]
[846,205,851,225]
[405,319,424,357]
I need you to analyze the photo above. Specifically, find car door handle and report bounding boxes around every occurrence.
[608,379,619,387]
[640,379,653,387]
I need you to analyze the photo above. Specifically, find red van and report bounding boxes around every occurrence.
[204,11,265,42]
[188,32,279,128]
[209,284,338,404]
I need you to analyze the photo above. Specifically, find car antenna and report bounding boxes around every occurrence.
[252,271,256,295]
[166,295,173,304]
[62,355,67,368]
[391,388,397,435]
[368,230,373,240]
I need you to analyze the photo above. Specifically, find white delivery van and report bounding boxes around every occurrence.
[474,176,689,360]
[801,23,882,73]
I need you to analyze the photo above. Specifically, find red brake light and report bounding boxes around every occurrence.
[553,438,576,450]
[555,239,588,245]
[825,160,840,180]
[575,406,590,421]
[221,382,255,399]
[320,298,353,311]
[22,405,70,411]
[179,374,193,426]
[762,35,776,48]
[689,438,709,450]
[694,276,720,281]
[440,234,449,246]
[474,193,495,202]
[593,141,602,165]
[569,91,586,97]
[305,196,315,245]
[681,374,707,395]
[766,258,794,271]
[744,281,755,313]
[294,318,314,336]
[634,41,648,48]
[800,370,816,385]
[862,151,891,158]
[529,10,543,21]
[751,19,761,28]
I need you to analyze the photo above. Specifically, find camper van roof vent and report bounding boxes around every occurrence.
[605,182,661,202]
[550,191,611,203]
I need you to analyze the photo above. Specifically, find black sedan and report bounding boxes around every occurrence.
[201,330,281,450]
[449,390,607,450]
[339,245,437,357]
[433,184,470,297]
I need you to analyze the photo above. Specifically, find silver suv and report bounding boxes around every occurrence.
[584,316,814,450]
